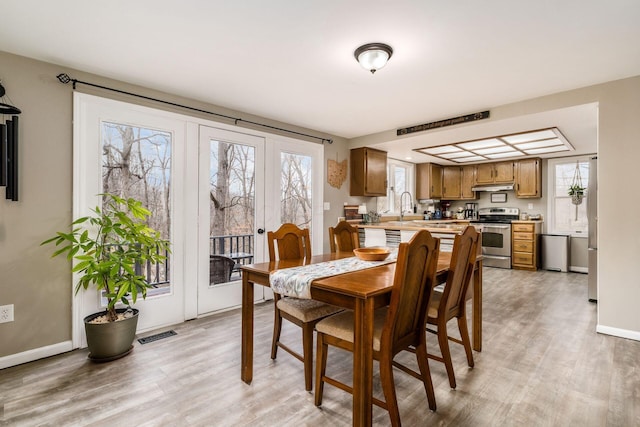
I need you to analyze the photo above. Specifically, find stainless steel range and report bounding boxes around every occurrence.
[472,207,519,269]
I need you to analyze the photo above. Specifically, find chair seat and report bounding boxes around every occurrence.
[315,307,388,351]
[277,297,343,323]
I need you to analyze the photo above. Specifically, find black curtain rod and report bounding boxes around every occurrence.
[56,73,333,144]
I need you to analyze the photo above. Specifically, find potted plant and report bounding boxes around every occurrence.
[42,193,170,361]
[568,184,585,205]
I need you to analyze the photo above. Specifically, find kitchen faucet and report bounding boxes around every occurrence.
[399,191,413,222]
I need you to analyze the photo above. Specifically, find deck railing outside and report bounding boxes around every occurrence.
[143,233,253,290]
[210,234,254,277]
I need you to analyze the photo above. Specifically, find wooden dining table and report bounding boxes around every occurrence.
[240,250,482,427]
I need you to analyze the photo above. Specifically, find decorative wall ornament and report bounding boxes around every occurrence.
[327,156,347,189]
[0,80,21,201]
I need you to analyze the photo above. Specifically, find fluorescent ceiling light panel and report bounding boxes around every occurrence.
[439,151,477,159]
[413,127,573,163]
[514,138,563,150]
[455,156,486,162]
[502,129,557,143]
[474,146,517,155]
[524,146,570,154]
[486,152,526,159]
[419,145,463,154]
[457,138,503,150]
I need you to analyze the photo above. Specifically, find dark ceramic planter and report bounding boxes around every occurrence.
[84,308,139,362]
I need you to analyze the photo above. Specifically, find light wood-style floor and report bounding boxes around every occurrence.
[2,268,639,426]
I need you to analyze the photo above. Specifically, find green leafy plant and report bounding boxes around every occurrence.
[42,194,171,322]
[568,184,585,196]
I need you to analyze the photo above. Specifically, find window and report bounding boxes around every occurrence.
[376,159,415,214]
[547,156,590,236]
[102,122,172,296]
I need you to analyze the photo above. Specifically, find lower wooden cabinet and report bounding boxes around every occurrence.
[511,222,541,270]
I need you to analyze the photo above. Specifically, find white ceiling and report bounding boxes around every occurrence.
[2,1,639,163]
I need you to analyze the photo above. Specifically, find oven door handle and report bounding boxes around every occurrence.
[480,225,510,230]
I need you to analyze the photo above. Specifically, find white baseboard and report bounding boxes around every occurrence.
[0,341,74,370]
[570,266,588,273]
[596,325,640,342]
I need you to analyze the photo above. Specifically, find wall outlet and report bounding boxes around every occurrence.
[528,203,534,209]
[0,304,14,323]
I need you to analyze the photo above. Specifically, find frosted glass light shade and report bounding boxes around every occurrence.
[354,43,393,74]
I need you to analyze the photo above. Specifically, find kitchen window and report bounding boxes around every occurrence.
[547,156,590,236]
[376,159,415,214]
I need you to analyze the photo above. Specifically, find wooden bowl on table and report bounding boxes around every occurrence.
[353,247,391,262]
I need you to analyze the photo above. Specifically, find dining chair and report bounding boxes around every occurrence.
[209,255,236,285]
[315,230,441,424]
[426,225,479,389]
[328,220,360,253]
[267,223,343,391]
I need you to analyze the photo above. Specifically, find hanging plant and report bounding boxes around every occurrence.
[569,161,585,206]
[568,184,585,205]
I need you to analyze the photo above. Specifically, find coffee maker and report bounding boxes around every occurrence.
[464,203,478,220]
[441,202,452,218]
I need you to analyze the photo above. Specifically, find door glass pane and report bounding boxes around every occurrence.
[209,140,255,286]
[102,122,171,297]
[280,152,312,236]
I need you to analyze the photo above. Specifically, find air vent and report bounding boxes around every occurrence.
[138,330,177,344]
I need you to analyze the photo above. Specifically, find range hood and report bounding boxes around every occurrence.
[471,183,515,192]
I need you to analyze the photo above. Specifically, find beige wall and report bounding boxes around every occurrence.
[1,49,639,362]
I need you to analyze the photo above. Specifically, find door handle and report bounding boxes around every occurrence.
[257,228,265,234]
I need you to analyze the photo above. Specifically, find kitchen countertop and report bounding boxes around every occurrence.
[358,220,472,234]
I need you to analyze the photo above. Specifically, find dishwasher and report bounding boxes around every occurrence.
[541,234,570,272]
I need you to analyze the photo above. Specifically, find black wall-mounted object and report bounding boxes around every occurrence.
[0,123,6,186]
[1,80,20,201]
[5,115,18,201]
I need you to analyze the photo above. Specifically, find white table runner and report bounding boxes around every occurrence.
[269,251,398,299]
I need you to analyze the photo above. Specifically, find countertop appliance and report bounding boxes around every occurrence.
[471,207,520,269]
[464,202,478,220]
[588,156,597,302]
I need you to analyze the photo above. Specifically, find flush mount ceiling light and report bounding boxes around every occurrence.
[414,127,574,163]
[354,43,393,74]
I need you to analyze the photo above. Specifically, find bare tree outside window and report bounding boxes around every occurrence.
[102,122,171,292]
[209,140,255,267]
[281,152,312,234]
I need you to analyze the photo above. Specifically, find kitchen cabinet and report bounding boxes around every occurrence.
[461,165,477,199]
[441,165,477,200]
[350,147,387,196]
[416,163,442,200]
[442,166,461,199]
[515,157,542,198]
[475,161,514,184]
[512,221,541,270]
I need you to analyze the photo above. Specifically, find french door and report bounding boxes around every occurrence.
[74,94,324,340]
[196,126,324,315]
[197,127,266,314]
[73,93,187,345]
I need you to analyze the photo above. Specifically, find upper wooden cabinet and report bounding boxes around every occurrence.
[475,161,514,184]
[461,165,477,199]
[416,163,442,199]
[442,166,461,199]
[350,147,387,196]
[515,157,542,198]
[442,165,477,200]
